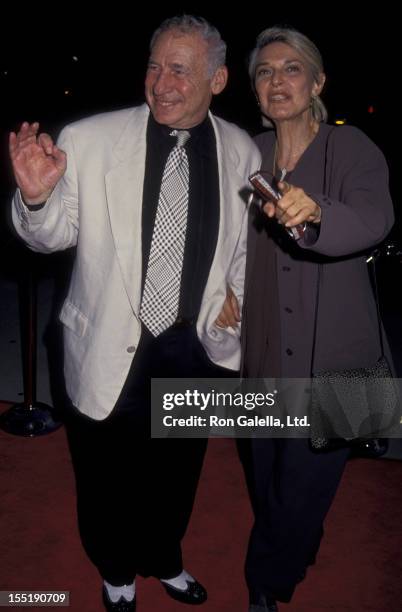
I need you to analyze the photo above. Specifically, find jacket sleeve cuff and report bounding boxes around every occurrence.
[14,189,51,230]
[297,193,330,248]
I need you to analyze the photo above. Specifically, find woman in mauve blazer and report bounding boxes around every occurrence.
[240,26,394,611]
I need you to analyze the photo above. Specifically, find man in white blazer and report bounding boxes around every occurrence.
[10,15,260,612]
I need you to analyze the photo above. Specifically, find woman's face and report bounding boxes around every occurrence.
[254,41,324,124]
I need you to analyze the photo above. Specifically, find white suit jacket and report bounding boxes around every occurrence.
[12,104,261,419]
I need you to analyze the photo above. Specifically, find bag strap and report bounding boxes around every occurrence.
[368,255,385,356]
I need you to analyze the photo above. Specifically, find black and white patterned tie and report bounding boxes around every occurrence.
[139,129,190,336]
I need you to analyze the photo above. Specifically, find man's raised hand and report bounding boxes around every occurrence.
[9,122,67,206]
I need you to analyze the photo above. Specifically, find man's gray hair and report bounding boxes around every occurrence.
[248,26,328,125]
[150,15,226,77]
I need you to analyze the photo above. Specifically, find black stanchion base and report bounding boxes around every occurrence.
[0,402,62,437]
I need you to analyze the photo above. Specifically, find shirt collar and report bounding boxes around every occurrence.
[148,113,212,151]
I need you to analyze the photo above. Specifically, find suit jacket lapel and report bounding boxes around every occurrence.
[209,114,247,290]
[105,105,149,314]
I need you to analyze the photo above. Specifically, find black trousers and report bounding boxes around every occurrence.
[65,324,229,585]
[245,438,350,603]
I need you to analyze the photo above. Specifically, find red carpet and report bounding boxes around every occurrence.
[1,400,402,611]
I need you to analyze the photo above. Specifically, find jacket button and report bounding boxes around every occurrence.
[286,348,293,356]
[282,266,291,272]
[285,307,293,313]
[127,346,136,353]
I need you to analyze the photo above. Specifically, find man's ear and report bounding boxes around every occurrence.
[211,66,228,95]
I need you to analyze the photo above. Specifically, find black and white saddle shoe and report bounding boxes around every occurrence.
[162,578,207,605]
[249,593,278,612]
[102,586,136,612]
